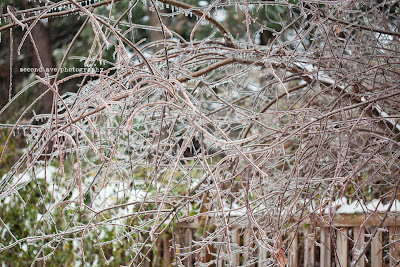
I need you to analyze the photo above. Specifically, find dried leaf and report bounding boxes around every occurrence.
[277,247,288,267]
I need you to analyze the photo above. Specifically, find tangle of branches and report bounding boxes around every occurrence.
[0,0,399,265]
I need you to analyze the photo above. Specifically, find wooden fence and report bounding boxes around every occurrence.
[287,213,400,267]
[139,213,400,266]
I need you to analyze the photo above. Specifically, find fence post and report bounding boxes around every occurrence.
[353,226,365,267]
[186,226,193,266]
[320,227,331,267]
[336,227,348,267]
[258,239,268,267]
[390,225,400,266]
[304,226,315,266]
[232,228,241,266]
[163,233,172,267]
[244,228,255,266]
[217,232,224,267]
[371,229,383,266]
[288,231,298,267]
[152,237,162,267]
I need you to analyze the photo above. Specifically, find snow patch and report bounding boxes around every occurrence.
[198,1,208,7]
[329,197,400,214]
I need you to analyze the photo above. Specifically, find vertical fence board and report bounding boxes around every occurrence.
[187,227,193,266]
[163,234,172,267]
[371,229,382,267]
[320,227,331,267]
[232,228,240,266]
[243,230,249,265]
[244,229,254,266]
[304,227,315,267]
[258,240,268,267]
[152,237,162,267]
[289,231,299,267]
[336,228,348,267]
[144,255,151,267]
[390,226,400,266]
[353,227,365,267]
[217,233,223,267]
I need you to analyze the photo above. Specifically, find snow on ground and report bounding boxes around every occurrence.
[1,163,149,219]
[5,165,400,217]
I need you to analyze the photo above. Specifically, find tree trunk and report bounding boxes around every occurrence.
[24,0,57,115]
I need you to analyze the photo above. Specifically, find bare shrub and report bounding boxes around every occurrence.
[0,0,399,265]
